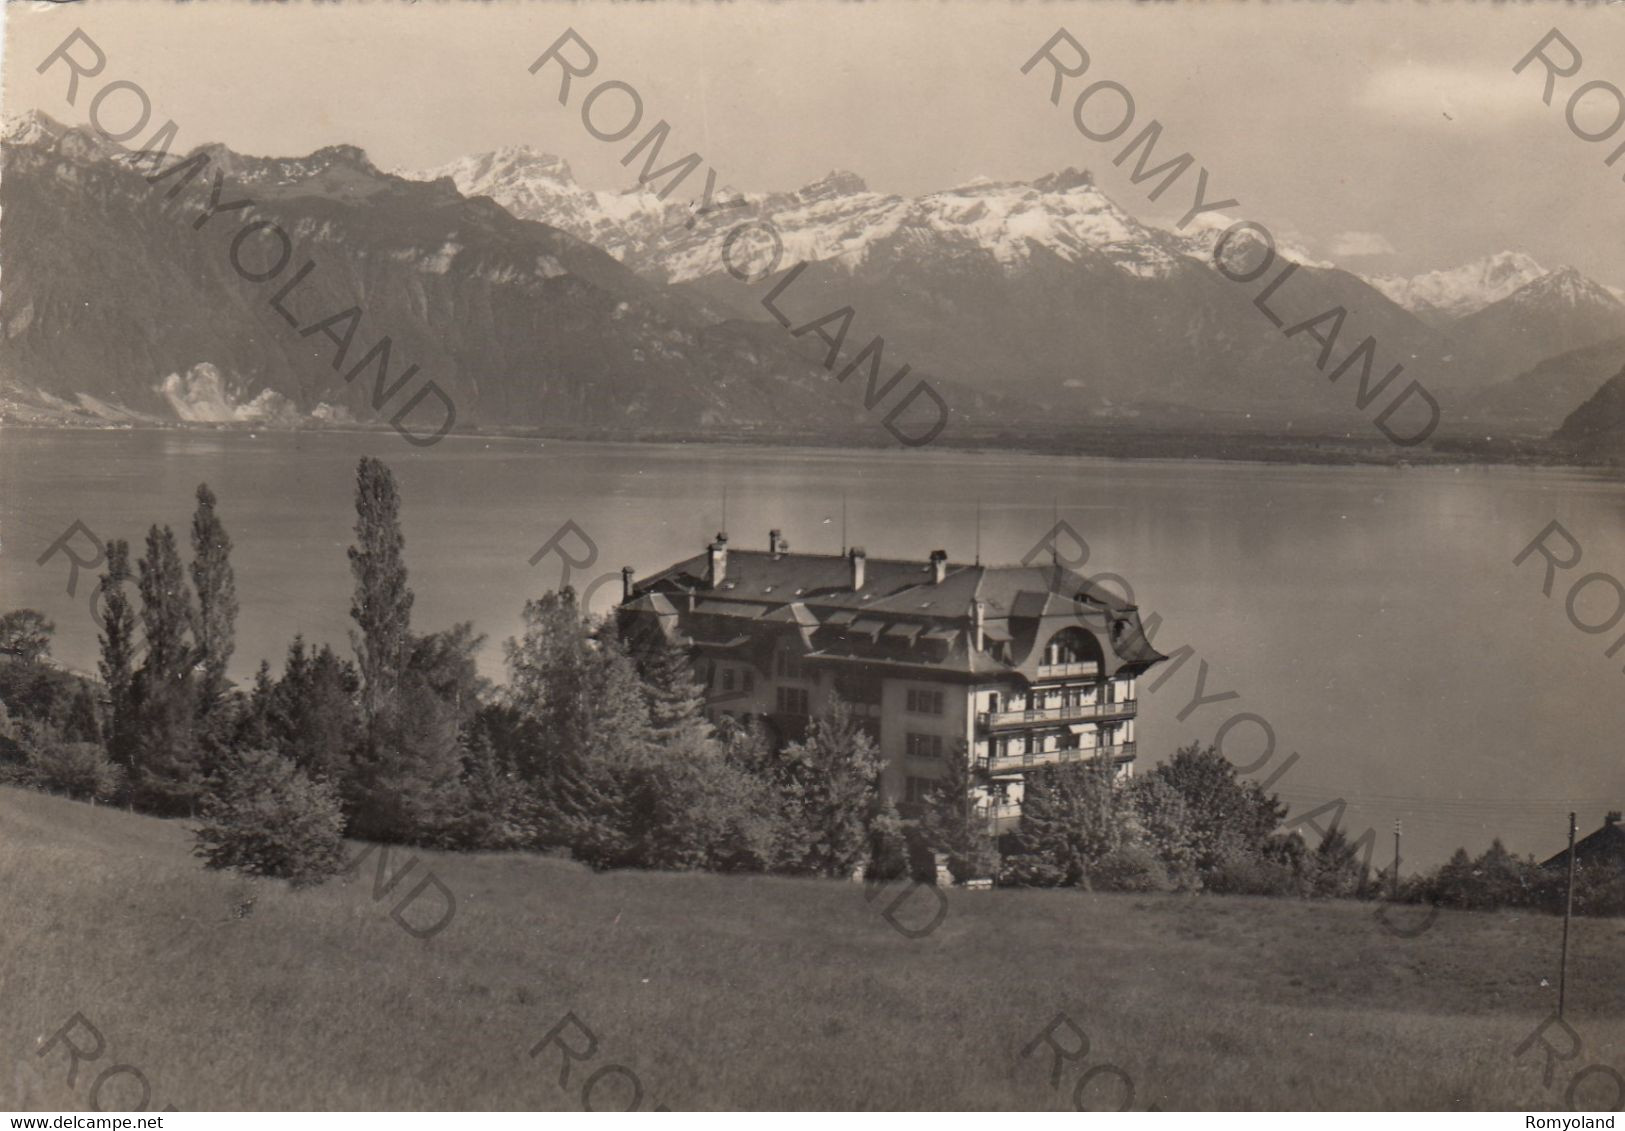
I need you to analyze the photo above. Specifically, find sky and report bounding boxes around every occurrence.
[4,0,1625,287]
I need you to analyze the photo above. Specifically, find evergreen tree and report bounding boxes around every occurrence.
[634,631,710,746]
[778,699,883,878]
[918,741,999,882]
[96,541,140,770]
[189,483,238,710]
[63,683,102,746]
[348,457,414,728]
[504,589,654,858]
[271,638,361,784]
[194,748,347,888]
[452,723,536,851]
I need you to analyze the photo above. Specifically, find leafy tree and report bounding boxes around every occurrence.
[1141,742,1286,875]
[1126,772,1199,885]
[189,483,238,709]
[999,758,1130,888]
[25,729,122,802]
[193,748,347,888]
[627,734,780,872]
[0,610,54,664]
[0,649,83,727]
[406,623,489,728]
[348,457,414,727]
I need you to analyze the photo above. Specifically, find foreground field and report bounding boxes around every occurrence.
[2,786,1622,1111]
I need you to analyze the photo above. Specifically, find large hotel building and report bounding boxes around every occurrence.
[617,530,1167,827]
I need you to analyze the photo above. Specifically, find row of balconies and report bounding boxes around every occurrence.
[977,697,1136,729]
[985,740,1136,775]
[1034,661,1100,679]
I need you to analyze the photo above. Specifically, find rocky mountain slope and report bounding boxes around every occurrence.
[1443,267,1625,390]
[1552,358,1625,458]
[6,112,1621,444]
[1466,335,1625,434]
[2,113,976,440]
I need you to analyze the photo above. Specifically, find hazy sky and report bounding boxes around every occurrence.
[6,0,1625,285]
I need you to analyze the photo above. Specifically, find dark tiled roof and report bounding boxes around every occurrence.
[1542,820,1625,870]
[626,546,1167,682]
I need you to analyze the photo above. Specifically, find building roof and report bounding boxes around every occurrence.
[622,540,1168,683]
[1541,816,1625,871]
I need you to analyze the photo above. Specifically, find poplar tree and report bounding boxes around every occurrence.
[189,483,238,710]
[348,457,414,727]
[96,540,139,771]
[133,524,202,812]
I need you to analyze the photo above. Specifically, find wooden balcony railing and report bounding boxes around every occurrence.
[1034,661,1099,679]
[976,698,1136,729]
[985,741,1136,775]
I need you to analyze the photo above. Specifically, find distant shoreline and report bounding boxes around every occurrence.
[1,415,1614,474]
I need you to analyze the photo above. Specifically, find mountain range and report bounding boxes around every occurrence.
[6,110,1625,455]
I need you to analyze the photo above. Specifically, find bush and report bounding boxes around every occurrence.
[1203,847,1302,897]
[1088,842,1171,893]
[629,747,781,873]
[194,748,347,888]
[29,738,123,802]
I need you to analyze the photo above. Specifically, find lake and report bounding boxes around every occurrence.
[3,426,1622,870]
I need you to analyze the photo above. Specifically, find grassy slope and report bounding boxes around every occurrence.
[1,785,1622,1112]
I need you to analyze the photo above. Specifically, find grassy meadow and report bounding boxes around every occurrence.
[2,784,1623,1111]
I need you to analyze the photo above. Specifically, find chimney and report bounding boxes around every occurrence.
[770,528,785,557]
[849,546,866,591]
[620,566,635,602]
[707,532,729,588]
[1607,810,1622,826]
[972,599,986,651]
[930,549,948,585]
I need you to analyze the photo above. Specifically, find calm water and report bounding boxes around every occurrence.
[4,428,1623,869]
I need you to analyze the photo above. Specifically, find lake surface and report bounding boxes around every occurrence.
[4,427,1623,869]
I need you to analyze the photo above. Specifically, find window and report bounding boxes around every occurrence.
[905,776,938,804]
[776,686,809,715]
[721,668,736,692]
[743,670,755,693]
[833,671,884,705]
[906,733,944,760]
[776,652,808,680]
[906,688,944,715]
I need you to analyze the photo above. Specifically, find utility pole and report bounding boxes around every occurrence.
[1392,819,1402,900]
[1559,811,1578,1021]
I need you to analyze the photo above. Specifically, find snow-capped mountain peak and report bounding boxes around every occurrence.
[1368,251,1547,321]
[797,170,869,200]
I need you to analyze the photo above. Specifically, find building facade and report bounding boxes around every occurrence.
[617,530,1167,827]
